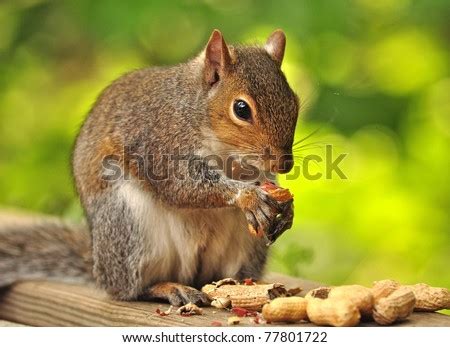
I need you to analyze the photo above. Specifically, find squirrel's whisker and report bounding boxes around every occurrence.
[292,127,321,147]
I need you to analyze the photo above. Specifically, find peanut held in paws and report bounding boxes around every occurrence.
[240,181,294,241]
[236,183,293,244]
[260,181,293,203]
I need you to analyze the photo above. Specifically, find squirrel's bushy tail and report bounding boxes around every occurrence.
[0,213,93,287]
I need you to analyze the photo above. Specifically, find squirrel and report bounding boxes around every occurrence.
[0,30,299,306]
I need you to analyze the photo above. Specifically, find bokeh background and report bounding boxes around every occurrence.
[0,0,449,297]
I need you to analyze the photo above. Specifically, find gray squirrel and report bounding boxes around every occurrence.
[0,30,299,306]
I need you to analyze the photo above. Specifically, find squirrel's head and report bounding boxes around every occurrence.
[201,29,299,178]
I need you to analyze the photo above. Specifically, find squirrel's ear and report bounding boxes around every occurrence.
[204,29,231,86]
[265,29,286,66]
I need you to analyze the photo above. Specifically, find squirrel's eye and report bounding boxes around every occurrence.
[233,99,252,121]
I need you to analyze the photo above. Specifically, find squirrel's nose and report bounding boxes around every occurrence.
[271,153,294,174]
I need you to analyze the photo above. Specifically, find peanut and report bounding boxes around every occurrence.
[262,297,308,323]
[372,286,415,325]
[202,282,287,311]
[328,285,374,317]
[305,285,373,318]
[405,283,450,312]
[372,280,450,312]
[307,297,361,327]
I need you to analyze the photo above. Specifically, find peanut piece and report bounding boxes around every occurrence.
[262,297,308,323]
[328,285,374,317]
[211,297,232,309]
[261,181,294,203]
[227,316,241,325]
[405,283,450,312]
[372,287,415,325]
[306,297,361,327]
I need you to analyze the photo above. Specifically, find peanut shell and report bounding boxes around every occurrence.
[307,297,361,327]
[262,297,307,323]
[405,283,450,312]
[372,287,415,325]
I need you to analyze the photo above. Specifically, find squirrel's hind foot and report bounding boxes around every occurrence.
[141,282,211,307]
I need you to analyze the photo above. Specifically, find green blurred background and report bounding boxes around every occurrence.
[0,0,449,294]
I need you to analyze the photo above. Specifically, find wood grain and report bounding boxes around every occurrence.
[0,274,448,327]
[0,319,27,327]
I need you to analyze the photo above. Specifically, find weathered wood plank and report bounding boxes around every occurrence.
[0,275,448,327]
[0,319,27,327]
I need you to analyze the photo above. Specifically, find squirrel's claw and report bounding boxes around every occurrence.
[265,200,294,245]
[142,282,211,307]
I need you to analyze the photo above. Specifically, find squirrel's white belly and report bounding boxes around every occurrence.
[118,181,258,286]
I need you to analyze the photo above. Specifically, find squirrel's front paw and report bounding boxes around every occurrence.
[236,186,291,243]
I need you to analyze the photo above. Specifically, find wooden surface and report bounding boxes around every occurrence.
[0,319,27,327]
[0,274,449,327]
